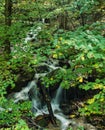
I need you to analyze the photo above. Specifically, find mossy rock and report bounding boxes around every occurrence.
[35,114,50,127]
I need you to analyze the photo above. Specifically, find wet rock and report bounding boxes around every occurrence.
[7,65,35,95]
[34,114,50,127]
[61,104,77,115]
[70,117,97,130]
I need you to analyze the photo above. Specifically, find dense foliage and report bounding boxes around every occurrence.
[0,0,105,129]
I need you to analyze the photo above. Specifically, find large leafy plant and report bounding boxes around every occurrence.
[42,25,105,115]
[0,99,32,128]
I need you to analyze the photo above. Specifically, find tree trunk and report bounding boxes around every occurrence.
[4,0,12,57]
[80,13,85,26]
[58,11,68,30]
[77,4,85,26]
[5,0,12,26]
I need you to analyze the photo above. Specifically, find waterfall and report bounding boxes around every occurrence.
[54,113,71,130]
[14,80,36,103]
[51,86,63,112]
[53,86,63,104]
[13,79,71,130]
[25,26,42,43]
[13,76,72,130]
[13,81,71,130]
[51,86,71,130]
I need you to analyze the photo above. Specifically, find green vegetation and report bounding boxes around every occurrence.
[0,98,32,129]
[0,0,105,129]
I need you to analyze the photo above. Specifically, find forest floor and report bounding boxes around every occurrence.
[24,107,105,130]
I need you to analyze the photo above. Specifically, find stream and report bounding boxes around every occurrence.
[13,26,97,130]
[14,79,72,130]
[13,74,97,130]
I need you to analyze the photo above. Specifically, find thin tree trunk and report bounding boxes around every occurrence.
[80,13,85,26]
[77,4,85,26]
[5,0,12,26]
[58,11,68,30]
[38,80,57,126]
[4,0,12,57]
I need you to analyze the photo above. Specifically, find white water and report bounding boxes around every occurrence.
[32,85,71,130]
[53,86,63,104]
[13,78,98,130]
[51,86,63,113]
[15,63,70,130]
[25,26,42,43]
[14,80,71,130]
[54,113,71,130]
[51,86,71,130]
[14,80,36,103]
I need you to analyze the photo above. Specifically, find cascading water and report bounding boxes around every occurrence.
[13,60,73,130]
[24,26,42,43]
[9,24,97,130]
[51,86,63,114]
[14,80,37,103]
[53,86,63,105]
[13,75,97,130]
[51,86,71,130]
[14,79,71,130]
